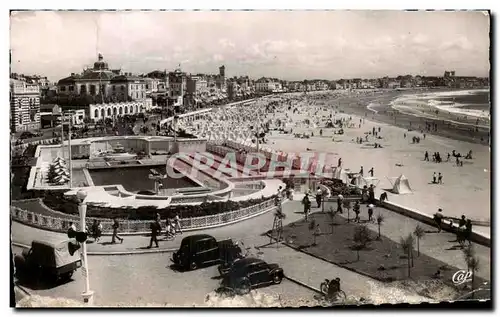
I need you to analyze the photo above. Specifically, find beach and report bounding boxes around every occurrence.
[261,90,491,237]
[323,88,490,145]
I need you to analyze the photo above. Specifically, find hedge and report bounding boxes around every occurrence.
[42,190,275,220]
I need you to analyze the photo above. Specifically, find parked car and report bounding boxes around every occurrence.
[220,257,284,295]
[171,234,241,271]
[19,132,35,139]
[14,240,82,283]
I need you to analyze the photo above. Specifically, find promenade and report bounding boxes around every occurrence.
[12,198,490,305]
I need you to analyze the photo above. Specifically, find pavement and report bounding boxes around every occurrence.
[11,199,490,306]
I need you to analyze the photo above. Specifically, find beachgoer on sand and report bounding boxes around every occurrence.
[359,166,364,176]
[369,167,374,177]
[432,172,437,184]
[424,151,429,161]
[438,173,443,184]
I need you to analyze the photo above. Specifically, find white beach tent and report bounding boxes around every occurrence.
[390,174,413,195]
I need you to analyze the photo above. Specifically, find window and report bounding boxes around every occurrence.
[94,109,99,118]
[60,86,66,92]
[80,85,87,94]
[121,85,125,91]
[124,107,128,114]
[90,85,96,95]
[112,85,116,91]
[107,108,111,116]
[69,85,74,92]
[130,106,133,113]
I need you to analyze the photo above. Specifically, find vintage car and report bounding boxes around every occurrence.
[220,257,284,295]
[171,234,241,271]
[14,240,82,283]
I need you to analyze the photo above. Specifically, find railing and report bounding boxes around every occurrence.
[11,198,276,234]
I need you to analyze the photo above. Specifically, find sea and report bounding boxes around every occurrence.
[389,89,490,125]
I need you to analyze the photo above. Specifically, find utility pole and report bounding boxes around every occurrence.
[60,113,65,160]
[76,190,94,305]
[68,113,73,188]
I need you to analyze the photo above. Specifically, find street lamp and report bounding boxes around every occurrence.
[76,190,94,305]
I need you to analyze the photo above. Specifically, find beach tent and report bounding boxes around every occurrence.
[391,174,413,194]
[331,167,350,184]
[351,175,380,188]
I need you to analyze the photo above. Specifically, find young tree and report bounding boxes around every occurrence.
[343,200,352,223]
[413,225,426,257]
[400,234,415,277]
[467,257,480,293]
[462,244,475,270]
[328,206,338,234]
[309,219,318,246]
[352,225,371,261]
[376,214,385,240]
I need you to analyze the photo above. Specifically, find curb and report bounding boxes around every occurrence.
[12,242,177,256]
[284,275,322,294]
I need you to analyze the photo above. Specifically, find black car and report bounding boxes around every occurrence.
[221,257,284,294]
[171,234,240,271]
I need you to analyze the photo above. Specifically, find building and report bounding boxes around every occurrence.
[216,65,226,91]
[10,79,41,132]
[255,77,283,92]
[187,75,208,96]
[143,77,160,94]
[168,69,187,106]
[89,99,152,122]
[109,74,148,102]
[146,70,169,92]
[57,54,121,102]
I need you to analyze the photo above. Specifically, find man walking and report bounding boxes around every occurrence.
[111,218,124,244]
[432,172,437,184]
[302,193,311,221]
[359,166,364,176]
[148,218,161,248]
[173,213,183,234]
[438,172,443,184]
[315,186,323,208]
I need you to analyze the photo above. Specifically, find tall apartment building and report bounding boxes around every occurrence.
[10,79,41,132]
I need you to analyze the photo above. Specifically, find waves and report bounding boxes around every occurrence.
[389,89,490,129]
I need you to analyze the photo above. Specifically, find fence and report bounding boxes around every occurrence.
[11,198,276,235]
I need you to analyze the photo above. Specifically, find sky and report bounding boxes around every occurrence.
[10,10,490,82]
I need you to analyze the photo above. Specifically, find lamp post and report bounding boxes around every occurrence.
[76,190,94,305]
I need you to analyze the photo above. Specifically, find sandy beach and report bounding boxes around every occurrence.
[260,91,490,237]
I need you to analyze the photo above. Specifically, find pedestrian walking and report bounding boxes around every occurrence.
[458,215,466,228]
[434,209,444,233]
[173,213,183,234]
[353,202,361,223]
[338,157,342,167]
[302,193,311,221]
[359,166,364,176]
[148,219,161,248]
[438,172,443,184]
[368,167,374,177]
[315,186,323,208]
[432,172,437,184]
[368,185,375,204]
[424,151,429,161]
[111,218,124,244]
[336,194,344,214]
[367,204,374,222]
